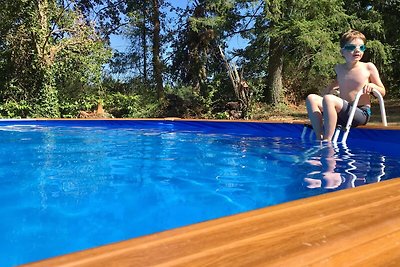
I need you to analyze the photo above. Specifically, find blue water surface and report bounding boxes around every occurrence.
[0,121,399,266]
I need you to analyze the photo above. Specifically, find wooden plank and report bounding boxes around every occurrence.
[22,178,400,267]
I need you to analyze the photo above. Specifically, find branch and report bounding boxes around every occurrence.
[219,45,240,98]
[42,2,72,54]
[224,27,255,38]
[225,2,263,39]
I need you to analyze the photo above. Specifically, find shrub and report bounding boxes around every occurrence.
[0,100,32,118]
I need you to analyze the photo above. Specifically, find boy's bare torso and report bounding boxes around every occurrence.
[335,62,372,106]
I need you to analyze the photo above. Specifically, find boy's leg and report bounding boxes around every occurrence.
[306,94,323,140]
[322,95,344,141]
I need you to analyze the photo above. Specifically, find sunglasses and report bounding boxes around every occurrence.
[342,44,366,52]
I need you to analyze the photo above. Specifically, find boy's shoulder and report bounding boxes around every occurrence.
[335,62,376,71]
[364,61,378,69]
[360,62,379,72]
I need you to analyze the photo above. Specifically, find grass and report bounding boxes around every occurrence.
[370,98,400,126]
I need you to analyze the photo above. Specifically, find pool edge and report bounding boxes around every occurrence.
[21,177,400,267]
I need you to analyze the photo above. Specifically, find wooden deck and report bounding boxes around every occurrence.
[23,178,400,267]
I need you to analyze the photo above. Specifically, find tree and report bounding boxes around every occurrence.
[0,0,111,117]
[376,0,400,95]
[121,1,151,83]
[343,0,397,95]
[115,0,166,100]
[75,0,126,38]
[170,0,237,97]
[0,0,60,116]
[263,0,284,105]
[152,0,164,99]
[240,0,350,105]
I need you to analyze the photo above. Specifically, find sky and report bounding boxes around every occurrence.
[109,0,186,52]
[109,0,249,56]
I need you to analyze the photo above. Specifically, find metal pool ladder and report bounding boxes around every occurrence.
[302,89,387,143]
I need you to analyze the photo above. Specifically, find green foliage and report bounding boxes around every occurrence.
[161,81,225,119]
[31,68,60,118]
[104,92,162,118]
[268,0,350,99]
[170,0,238,102]
[0,0,111,118]
[1,0,399,119]
[163,85,205,118]
[59,95,99,118]
[343,0,398,95]
[0,100,31,118]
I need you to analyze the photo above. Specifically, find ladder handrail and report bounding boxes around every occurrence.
[374,89,387,126]
[341,88,387,143]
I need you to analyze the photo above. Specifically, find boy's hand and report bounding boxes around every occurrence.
[363,83,374,94]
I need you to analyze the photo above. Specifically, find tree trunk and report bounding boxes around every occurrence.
[35,0,60,117]
[142,2,148,83]
[152,0,164,100]
[266,35,284,105]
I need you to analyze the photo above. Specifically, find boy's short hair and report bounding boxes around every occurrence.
[340,30,366,48]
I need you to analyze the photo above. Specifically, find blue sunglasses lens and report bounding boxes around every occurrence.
[344,44,366,52]
[344,45,356,51]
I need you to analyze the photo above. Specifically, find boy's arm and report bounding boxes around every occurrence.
[321,79,339,96]
[363,62,386,97]
[321,64,340,96]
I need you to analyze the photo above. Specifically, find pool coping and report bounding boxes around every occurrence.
[2,117,400,127]
[22,178,400,266]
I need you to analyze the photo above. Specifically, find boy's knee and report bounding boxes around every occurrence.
[306,94,319,103]
[323,95,342,111]
[322,94,336,104]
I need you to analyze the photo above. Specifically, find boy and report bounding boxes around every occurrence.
[306,30,385,141]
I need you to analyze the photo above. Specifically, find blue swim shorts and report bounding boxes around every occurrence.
[337,99,371,127]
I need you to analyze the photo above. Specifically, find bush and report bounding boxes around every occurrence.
[0,100,32,118]
[104,92,162,118]
[59,95,99,118]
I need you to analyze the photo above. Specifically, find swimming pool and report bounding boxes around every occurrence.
[1,119,399,266]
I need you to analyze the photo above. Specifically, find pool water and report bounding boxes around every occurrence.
[0,122,399,266]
